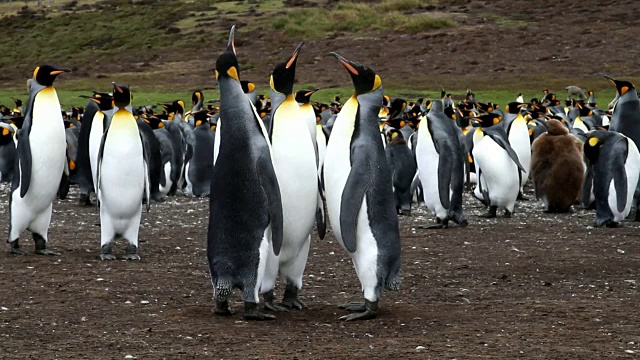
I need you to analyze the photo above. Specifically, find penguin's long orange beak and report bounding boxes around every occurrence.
[330,52,359,75]
[286,41,305,69]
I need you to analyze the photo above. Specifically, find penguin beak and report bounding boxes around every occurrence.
[112,82,123,93]
[50,68,71,76]
[226,25,236,55]
[286,41,305,69]
[305,88,320,97]
[330,52,359,76]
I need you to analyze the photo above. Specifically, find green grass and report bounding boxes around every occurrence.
[271,1,456,38]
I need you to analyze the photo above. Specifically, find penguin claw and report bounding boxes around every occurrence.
[215,301,234,316]
[35,249,61,256]
[264,300,288,312]
[100,254,116,261]
[281,297,306,310]
[123,254,141,261]
[243,312,276,321]
[338,302,366,312]
[10,247,28,255]
[339,309,377,321]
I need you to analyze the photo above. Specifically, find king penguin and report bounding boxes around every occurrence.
[0,122,17,183]
[415,99,468,228]
[88,92,114,195]
[8,64,70,255]
[260,42,322,312]
[75,95,100,205]
[584,130,640,227]
[473,125,526,218]
[184,110,214,197]
[323,53,401,321]
[97,83,150,260]
[207,26,283,321]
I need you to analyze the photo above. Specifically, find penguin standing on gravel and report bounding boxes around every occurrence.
[88,92,114,194]
[260,42,321,312]
[503,104,531,199]
[415,99,468,228]
[97,83,150,260]
[8,64,70,255]
[385,128,416,215]
[530,119,584,212]
[184,110,214,197]
[584,130,640,227]
[604,75,640,220]
[323,53,401,321]
[207,26,283,321]
[472,125,526,218]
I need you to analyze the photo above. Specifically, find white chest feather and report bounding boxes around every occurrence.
[415,116,446,218]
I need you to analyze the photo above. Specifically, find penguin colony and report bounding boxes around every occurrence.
[2,25,640,321]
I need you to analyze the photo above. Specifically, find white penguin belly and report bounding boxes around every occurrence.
[19,89,66,212]
[416,123,447,219]
[159,162,172,196]
[353,196,380,302]
[473,137,520,211]
[213,119,221,166]
[100,125,145,229]
[324,97,358,247]
[609,139,640,221]
[272,103,318,263]
[508,121,531,187]
[89,113,104,191]
[185,161,193,196]
[316,125,327,175]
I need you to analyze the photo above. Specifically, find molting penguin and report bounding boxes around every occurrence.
[97,83,150,260]
[260,42,321,312]
[530,119,585,212]
[323,53,400,321]
[584,130,640,227]
[184,110,214,197]
[8,64,70,255]
[207,26,283,321]
[416,99,468,228]
[472,125,526,218]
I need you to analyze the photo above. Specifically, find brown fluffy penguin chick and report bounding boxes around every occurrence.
[531,119,585,212]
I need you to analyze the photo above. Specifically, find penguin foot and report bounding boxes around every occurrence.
[124,244,140,261]
[151,194,165,203]
[504,209,512,218]
[517,192,529,201]
[263,290,288,312]
[34,235,60,256]
[214,300,234,316]
[9,241,28,255]
[243,302,276,321]
[480,206,497,218]
[78,194,93,206]
[338,302,366,312]
[339,300,378,321]
[282,285,306,310]
[421,223,445,229]
[100,243,116,260]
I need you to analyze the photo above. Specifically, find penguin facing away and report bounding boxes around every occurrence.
[323,52,401,321]
[385,128,417,215]
[415,99,468,228]
[584,130,640,227]
[184,110,214,197]
[260,42,321,312]
[75,96,100,205]
[530,119,585,213]
[97,83,150,260]
[8,64,70,256]
[207,26,284,321]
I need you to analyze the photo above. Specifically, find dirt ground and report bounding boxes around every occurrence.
[0,183,639,359]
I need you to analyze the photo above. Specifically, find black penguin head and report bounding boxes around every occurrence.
[192,91,203,106]
[112,82,132,108]
[142,115,164,130]
[215,25,241,84]
[271,42,304,96]
[193,110,210,127]
[295,89,318,104]
[604,75,636,96]
[330,52,381,96]
[33,64,71,87]
[12,98,22,106]
[82,91,114,111]
[173,100,185,115]
[241,80,256,94]
[584,132,605,164]
[505,102,528,114]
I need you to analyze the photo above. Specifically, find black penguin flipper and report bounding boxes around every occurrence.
[612,138,630,213]
[582,164,594,208]
[339,157,371,254]
[436,149,452,210]
[316,176,327,240]
[57,157,70,200]
[140,132,151,212]
[258,154,283,256]
[15,128,32,198]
